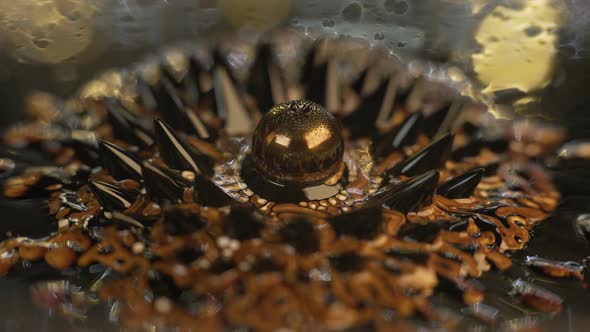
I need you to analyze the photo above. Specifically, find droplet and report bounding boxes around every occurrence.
[32,39,51,49]
[384,0,409,15]
[68,11,81,21]
[524,25,542,37]
[322,19,335,27]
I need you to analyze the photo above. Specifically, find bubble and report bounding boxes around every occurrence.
[322,19,335,27]
[397,41,406,48]
[341,2,362,22]
[32,39,51,49]
[524,25,542,37]
[384,0,409,15]
[66,10,81,21]
[374,32,384,40]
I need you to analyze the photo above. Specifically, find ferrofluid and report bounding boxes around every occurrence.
[0,34,575,331]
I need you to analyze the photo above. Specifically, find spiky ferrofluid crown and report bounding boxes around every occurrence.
[0,36,570,330]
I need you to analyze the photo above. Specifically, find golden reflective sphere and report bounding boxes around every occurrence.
[251,100,344,187]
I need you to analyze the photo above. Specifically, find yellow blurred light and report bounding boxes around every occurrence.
[0,0,96,64]
[219,0,291,31]
[472,0,564,94]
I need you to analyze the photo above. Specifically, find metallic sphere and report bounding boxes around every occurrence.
[251,100,344,187]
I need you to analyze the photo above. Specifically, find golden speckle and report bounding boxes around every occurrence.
[154,297,173,314]
[131,242,144,255]
[181,171,196,181]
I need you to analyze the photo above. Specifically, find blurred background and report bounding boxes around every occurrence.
[0,0,589,137]
[0,1,590,330]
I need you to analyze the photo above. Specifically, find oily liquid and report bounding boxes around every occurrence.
[212,137,380,218]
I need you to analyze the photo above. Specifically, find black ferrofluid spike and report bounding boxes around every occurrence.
[153,117,214,176]
[437,168,485,199]
[344,75,396,139]
[373,112,424,160]
[89,180,140,211]
[385,133,454,178]
[247,43,286,113]
[104,97,155,148]
[141,161,187,203]
[98,141,143,181]
[370,170,440,213]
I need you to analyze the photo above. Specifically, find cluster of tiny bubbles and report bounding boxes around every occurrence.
[288,0,426,57]
[0,0,98,64]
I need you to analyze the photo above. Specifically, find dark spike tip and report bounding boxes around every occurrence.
[329,204,383,240]
[385,133,454,178]
[212,63,253,136]
[344,76,392,139]
[156,76,215,141]
[351,67,368,95]
[88,180,139,212]
[141,161,186,203]
[246,43,280,113]
[394,79,417,107]
[153,117,214,176]
[373,112,424,159]
[187,55,205,91]
[370,170,440,213]
[98,141,143,181]
[212,47,238,83]
[303,60,329,107]
[437,168,485,199]
[104,97,155,148]
[154,77,189,127]
[423,103,452,138]
[301,38,324,83]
